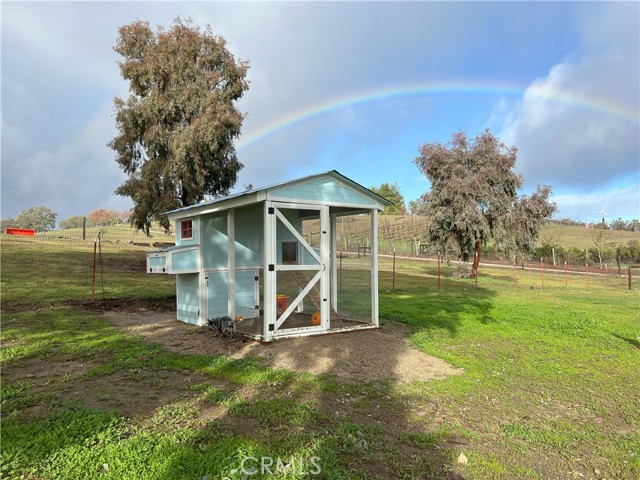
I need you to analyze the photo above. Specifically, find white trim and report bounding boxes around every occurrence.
[330,214,338,313]
[198,218,206,325]
[227,209,236,320]
[320,205,330,330]
[371,209,379,327]
[167,193,260,220]
[269,196,386,212]
[263,201,275,341]
[275,270,323,329]
[274,208,322,265]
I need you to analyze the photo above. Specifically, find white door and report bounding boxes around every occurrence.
[271,203,329,336]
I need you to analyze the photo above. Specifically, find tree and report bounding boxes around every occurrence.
[16,206,57,232]
[370,183,406,215]
[59,215,85,229]
[590,224,616,269]
[109,18,250,234]
[414,129,556,278]
[1,217,17,231]
[408,193,429,216]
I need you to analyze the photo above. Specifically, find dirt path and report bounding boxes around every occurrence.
[101,310,462,383]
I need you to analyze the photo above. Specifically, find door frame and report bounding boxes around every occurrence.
[270,201,330,337]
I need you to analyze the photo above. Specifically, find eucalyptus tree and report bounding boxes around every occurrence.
[414,129,555,277]
[109,18,249,233]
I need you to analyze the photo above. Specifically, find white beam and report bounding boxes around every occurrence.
[227,209,236,320]
[371,209,379,327]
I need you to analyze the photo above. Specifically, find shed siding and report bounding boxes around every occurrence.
[234,204,263,267]
[270,176,376,207]
[176,218,199,247]
[207,271,228,319]
[201,213,228,270]
[171,249,198,272]
[148,256,166,268]
[176,274,200,325]
[235,270,258,318]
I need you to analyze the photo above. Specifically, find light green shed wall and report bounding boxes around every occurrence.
[176,274,200,325]
[201,213,228,270]
[270,175,377,206]
[234,204,263,267]
[148,256,166,268]
[207,271,228,319]
[176,218,199,246]
[171,249,198,272]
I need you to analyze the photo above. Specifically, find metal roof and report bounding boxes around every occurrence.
[164,170,392,217]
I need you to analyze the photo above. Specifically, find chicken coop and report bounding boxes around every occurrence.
[146,170,391,341]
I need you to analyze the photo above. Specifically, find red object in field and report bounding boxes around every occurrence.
[5,228,35,236]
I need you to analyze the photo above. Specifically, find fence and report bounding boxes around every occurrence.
[373,250,639,293]
[1,230,175,309]
[2,231,638,311]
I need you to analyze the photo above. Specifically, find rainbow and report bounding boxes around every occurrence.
[235,81,639,152]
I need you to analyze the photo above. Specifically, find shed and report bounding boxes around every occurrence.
[146,170,391,341]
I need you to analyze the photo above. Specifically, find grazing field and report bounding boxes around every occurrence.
[1,240,638,479]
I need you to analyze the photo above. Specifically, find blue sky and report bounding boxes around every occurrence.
[2,1,639,224]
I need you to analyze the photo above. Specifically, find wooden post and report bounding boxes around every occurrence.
[513,254,517,287]
[437,251,441,290]
[475,251,478,289]
[605,264,608,289]
[392,249,396,291]
[92,240,97,303]
[586,263,590,289]
[82,216,86,241]
[564,261,568,287]
[628,266,632,290]
[339,250,343,293]
[540,258,544,289]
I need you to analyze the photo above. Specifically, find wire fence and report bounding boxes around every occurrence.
[1,230,175,309]
[372,251,640,293]
[2,230,638,312]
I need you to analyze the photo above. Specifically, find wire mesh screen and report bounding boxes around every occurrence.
[334,212,373,325]
[1,229,176,308]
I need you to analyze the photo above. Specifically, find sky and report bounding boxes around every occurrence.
[2,1,639,225]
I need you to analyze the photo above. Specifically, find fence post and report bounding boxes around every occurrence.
[339,251,343,293]
[513,254,517,287]
[437,251,441,290]
[605,264,608,289]
[392,249,396,291]
[83,216,86,241]
[586,263,590,289]
[474,251,478,289]
[564,261,568,288]
[92,240,97,303]
[629,266,632,290]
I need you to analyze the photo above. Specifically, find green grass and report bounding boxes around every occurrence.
[1,243,639,478]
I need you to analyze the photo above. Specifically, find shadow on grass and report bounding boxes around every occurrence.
[612,333,640,349]
[379,270,497,336]
[1,307,468,479]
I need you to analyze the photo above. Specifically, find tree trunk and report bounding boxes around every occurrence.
[471,239,481,278]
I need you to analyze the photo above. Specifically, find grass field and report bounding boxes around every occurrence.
[1,234,639,479]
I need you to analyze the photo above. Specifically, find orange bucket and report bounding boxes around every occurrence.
[311,312,321,326]
[276,294,288,314]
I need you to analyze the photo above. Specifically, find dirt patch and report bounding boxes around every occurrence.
[101,310,462,383]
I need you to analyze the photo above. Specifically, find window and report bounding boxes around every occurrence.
[180,219,193,240]
[282,241,298,263]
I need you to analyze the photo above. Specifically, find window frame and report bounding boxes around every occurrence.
[180,219,193,240]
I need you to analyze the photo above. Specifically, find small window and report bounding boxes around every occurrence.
[282,241,298,263]
[180,219,193,240]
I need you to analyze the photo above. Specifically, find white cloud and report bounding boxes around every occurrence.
[498,4,639,191]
